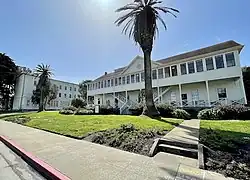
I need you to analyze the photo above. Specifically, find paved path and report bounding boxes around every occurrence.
[163,119,200,145]
[0,141,45,180]
[0,120,234,180]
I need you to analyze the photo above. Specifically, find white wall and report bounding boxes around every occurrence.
[12,74,80,110]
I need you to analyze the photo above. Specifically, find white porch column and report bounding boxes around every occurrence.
[239,77,247,104]
[157,86,160,103]
[103,94,105,105]
[205,81,211,107]
[179,84,182,107]
[125,91,128,103]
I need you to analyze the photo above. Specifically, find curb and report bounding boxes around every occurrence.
[0,135,71,180]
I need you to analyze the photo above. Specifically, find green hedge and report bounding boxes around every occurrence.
[172,109,191,120]
[59,109,74,115]
[74,109,94,115]
[198,105,250,120]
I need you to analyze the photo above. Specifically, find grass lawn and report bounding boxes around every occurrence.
[200,120,250,151]
[2,111,183,138]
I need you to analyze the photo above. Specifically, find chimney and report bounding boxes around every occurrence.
[104,72,108,75]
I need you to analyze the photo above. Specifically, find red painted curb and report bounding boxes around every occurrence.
[0,135,71,180]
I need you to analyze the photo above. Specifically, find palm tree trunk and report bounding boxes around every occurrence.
[38,87,44,112]
[142,50,160,118]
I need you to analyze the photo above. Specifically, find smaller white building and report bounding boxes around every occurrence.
[13,67,80,110]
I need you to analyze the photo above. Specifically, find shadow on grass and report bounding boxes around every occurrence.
[199,127,250,152]
[155,118,181,126]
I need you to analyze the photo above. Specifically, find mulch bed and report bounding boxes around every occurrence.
[204,145,250,180]
[84,124,167,156]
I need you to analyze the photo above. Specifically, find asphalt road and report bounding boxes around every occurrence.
[0,141,45,180]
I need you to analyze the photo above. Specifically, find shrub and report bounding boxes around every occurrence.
[156,104,174,117]
[198,105,250,120]
[71,98,86,108]
[197,109,219,120]
[62,106,77,112]
[59,109,74,115]
[172,109,191,120]
[74,108,94,115]
[129,103,144,115]
[100,105,117,115]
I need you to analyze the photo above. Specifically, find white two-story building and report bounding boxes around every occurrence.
[87,40,247,114]
[13,66,80,110]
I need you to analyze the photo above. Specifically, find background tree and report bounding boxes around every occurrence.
[71,98,86,108]
[115,0,179,117]
[242,66,250,104]
[33,64,53,112]
[79,80,92,101]
[0,53,18,110]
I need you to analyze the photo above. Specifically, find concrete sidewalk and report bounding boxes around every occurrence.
[0,120,234,180]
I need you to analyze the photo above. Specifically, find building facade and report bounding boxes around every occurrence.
[87,41,247,114]
[13,67,80,110]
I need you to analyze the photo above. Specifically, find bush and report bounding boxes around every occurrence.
[99,105,118,115]
[198,105,250,120]
[59,109,74,115]
[71,98,86,108]
[62,106,77,112]
[74,108,94,115]
[129,103,144,115]
[156,104,174,117]
[197,108,220,120]
[172,109,191,120]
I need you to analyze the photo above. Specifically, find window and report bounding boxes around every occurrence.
[127,76,130,84]
[152,70,157,79]
[180,63,187,75]
[69,94,72,98]
[59,85,62,89]
[101,81,103,88]
[196,60,203,72]
[64,94,67,98]
[131,74,135,83]
[115,78,118,86]
[118,77,122,85]
[122,77,126,84]
[70,87,72,91]
[171,65,178,76]
[158,68,163,79]
[164,67,170,77]
[108,80,110,87]
[136,74,140,82]
[34,81,37,86]
[205,57,214,71]
[188,62,195,74]
[141,72,144,81]
[74,87,76,91]
[111,79,114,86]
[65,86,67,90]
[55,101,58,107]
[226,52,236,67]
[59,93,61,97]
[104,80,107,88]
[98,82,100,89]
[217,88,227,99]
[215,55,224,69]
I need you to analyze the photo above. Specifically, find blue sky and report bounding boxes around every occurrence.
[0,0,249,83]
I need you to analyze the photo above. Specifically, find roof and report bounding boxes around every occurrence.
[93,40,243,81]
[156,40,243,64]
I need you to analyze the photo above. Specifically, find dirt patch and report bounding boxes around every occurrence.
[204,145,250,180]
[3,116,31,124]
[84,124,167,156]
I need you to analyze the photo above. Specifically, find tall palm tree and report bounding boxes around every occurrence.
[115,0,179,118]
[34,64,53,112]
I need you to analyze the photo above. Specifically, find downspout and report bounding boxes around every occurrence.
[19,74,26,111]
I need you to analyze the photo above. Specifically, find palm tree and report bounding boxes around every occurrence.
[115,0,179,118]
[34,64,53,112]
